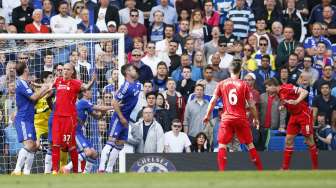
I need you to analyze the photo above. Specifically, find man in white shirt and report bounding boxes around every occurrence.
[94,0,120,32]
[119,0,144,24]
[207,37,233,69]
[141,42,170,76]
[50,1,77,33]
[156,24,182,57]
[164,119,191,153]
[149,0,178,25]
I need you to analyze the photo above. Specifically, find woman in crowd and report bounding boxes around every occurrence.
[189,9,211,51]
[155,93,171,133]
[191,132,210,152]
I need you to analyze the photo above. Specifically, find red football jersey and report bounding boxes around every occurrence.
[53,77,82,116]
[214,78,251,120]
[279,84,309,114]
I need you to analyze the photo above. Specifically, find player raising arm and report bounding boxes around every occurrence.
[265,78,318,170]
[51,63,95,174]
[12,62,52,175]
[203,60,263,171]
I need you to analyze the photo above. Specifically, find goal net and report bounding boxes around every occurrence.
[0,33,125,174]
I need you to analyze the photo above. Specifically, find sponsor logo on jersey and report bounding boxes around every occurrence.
[130,156,176,173]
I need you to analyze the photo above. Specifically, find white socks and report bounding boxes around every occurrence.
[13,148,28,173]
[44,153,52,174]
[23,151,35,175]
[99,144,112,171]
[105,148,119,173]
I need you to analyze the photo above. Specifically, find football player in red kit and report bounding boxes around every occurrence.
[264,78,318,170]
[51,63,95,174]
[203,60,263,171]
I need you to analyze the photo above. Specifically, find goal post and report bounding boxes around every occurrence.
[0,33,126,174]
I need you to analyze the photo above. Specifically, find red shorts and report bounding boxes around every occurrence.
[287,109,314,136]
[218,118,253,145]
[52,115,77,150]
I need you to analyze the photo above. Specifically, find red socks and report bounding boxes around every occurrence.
[309,145,318,170]
[217,148,227,171]
[52,146,61,172]
[248,148,263,171]
[282,146,294,170]
[81,160,86,172]
[69,149,79,173]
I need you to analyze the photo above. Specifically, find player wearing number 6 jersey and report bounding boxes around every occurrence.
[203,60,263,171]
[51,63,95,174]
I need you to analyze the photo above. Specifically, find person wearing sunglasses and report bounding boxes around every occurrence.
[126,9,147,46]
[164,119,191,153]
[252,36,276,71]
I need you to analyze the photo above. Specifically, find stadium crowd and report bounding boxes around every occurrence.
[1,0,336,167]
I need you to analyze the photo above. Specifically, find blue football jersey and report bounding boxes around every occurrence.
[115,80,141,120]
[15,79,35,121]
[76,99,94,126]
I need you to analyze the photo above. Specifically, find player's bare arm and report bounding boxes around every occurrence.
[29,83,53,101]
[203,95,219,125]
[81,74,97,91]
[285,87,308,105]
[247,99,260,130]
[111,99,128,127]
[92,105,114,112]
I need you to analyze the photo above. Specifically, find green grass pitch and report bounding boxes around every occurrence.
[1,171,336,188]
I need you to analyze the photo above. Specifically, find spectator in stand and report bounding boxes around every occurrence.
[204,26,220,61]
[312,81,336,126]
[207,37,233,69]
[172,53,202,82]
[0,17,6,32]
[252,37,276,70]
[252,18,278,54]
[131,49,153,83]
[129,106,164,153]
[77,8,100,33]
[94,0,120,32]
[295,44,306,66]
[50,1,77,33]
[120,0,144,25]
[174,19,189,49]
[304,22,332,57]
[1,0,20,22]
[322,5,336,43]
[106,21,117,33]
[271,21,284,44]
[42,50,54,73]
[175,0,200,14]
[300,56,319,85]
[24,9,50,33]
[1,81,16,124]
[136,91,156,121]
[118,24,133,53]
[276,27,299,70]
[41,0,55,27]
[203,0,219,27]
[77,45,91,83]
[254,54,276,93]
[183,37,195,62]
[213,0,234,26]
[127,37,144,62]
[168,40,181,75]
[141,42,170,76]
[4,113,23,156]
[177,9,190,22]
[12,0,34,33]
[259,79,287,150]
[226,0,256,40]
[148,10,166,43]
[314,65,336,95]
[164,119,191,153]
[135,0,156,21]
[176,66,196,101]
[126,9,147,45]
[287,53,301,85]
[190,132,211,152]
[241,44,257,72]
[255,0,284,31]
[153,61,168,92]
[162,78,185,123]
[316,113,334,150]
[0,61,16,94]
[189,9,211,51]
[94,52,109,89]
[183,84,208,141]
[155,92,171,132]
[221,20,237,54]
[309,0,336,26]
[278,66,289,85]
[209,52,230,82]
[198,65,218,96]
[130,80,153,122]
[71,1,85,24]
[149,0,178,25]
[192,50,206,81]
[83,0,98,26]
[283,0,306,42]
[297,72,315,106]
[313,41,333,77]
[53,63,63,77]
[0,53,6,76]
[156,24,183,57]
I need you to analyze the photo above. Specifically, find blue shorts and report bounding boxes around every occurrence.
[48,114,53,142]
[108,113,128,141]
[75,125,92,151]
[14,118,36,143]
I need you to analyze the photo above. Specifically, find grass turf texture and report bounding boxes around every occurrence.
[1,171,336,188]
